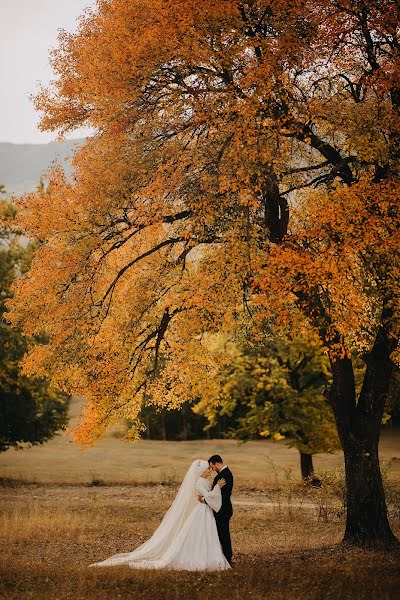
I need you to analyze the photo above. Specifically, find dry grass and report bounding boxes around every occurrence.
[1,399,399,598]
[0,483,399,600]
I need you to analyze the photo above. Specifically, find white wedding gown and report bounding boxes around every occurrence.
[90,459,231,571]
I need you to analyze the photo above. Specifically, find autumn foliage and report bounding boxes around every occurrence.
[3,0,400,543]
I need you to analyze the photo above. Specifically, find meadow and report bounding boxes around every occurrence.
[1,399,400,599]
[1,481,400,600]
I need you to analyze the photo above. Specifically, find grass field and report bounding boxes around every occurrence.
[0,482,399,600]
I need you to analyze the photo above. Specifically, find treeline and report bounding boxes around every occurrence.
[139,403,240,441]
[140,403,208,441]
[142,384,400,441]
[140,395,400,443]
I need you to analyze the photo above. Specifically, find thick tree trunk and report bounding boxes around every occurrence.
[328,313,398,547]
[342,422,395,545]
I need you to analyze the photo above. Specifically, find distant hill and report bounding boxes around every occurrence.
[0,138,85,196]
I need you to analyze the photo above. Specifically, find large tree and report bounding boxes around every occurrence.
[5,1,400,545]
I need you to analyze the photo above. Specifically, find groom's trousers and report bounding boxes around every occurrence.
[215,512,232,564]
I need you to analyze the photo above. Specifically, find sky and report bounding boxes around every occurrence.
[0,0,96,144]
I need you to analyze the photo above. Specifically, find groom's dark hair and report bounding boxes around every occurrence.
[208,454,223,464]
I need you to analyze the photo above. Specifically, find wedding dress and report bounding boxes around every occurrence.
[90,459,231,571]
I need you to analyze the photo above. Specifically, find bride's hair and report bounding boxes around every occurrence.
[208,454,223,464]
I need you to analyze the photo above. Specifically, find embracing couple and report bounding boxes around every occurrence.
[90,455,233,571]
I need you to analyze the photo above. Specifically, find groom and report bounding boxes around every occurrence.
[199,454,233,565]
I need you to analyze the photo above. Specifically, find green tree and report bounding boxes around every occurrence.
[0,192,70,452]
[200,334,339,481]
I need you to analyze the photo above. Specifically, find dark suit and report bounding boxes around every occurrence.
[209,467,233,564]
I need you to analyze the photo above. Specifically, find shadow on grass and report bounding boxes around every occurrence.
[1,544,399,600]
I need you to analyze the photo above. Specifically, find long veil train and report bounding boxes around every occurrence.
[90,459,210,568]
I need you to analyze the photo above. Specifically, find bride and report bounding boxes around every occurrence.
[90,459,231,571]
